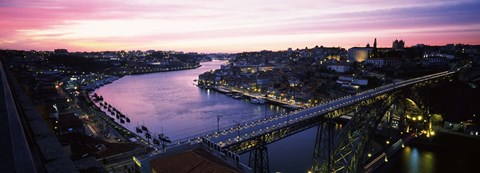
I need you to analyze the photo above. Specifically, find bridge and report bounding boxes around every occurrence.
[166,69,457,173]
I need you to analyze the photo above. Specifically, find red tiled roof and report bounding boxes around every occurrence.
[150,148,240,173]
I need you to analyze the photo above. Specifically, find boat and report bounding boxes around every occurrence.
[126,117,130,123]
[153,138,160,145]
[141,125,148,132]
[136,127,142,133]
[233,94,243,99]
[120,119,125,124]
[145,132,151,139]
[158,134,172,143]
[250,98,265,104]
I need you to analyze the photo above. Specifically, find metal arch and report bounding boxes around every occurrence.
[227,94,388,154]
[323,93,397,173]
[310,94,391,173]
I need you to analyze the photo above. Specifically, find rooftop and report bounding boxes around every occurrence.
[150,147,241,173]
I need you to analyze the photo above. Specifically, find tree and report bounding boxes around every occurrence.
[431,114,444,126]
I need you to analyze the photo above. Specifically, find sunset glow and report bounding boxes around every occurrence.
[1,0,479,52]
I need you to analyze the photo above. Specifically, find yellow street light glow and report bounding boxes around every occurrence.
[430,131,435,136]
[417,116,423,121]
[133,156,141,167]
[412,117,417,121]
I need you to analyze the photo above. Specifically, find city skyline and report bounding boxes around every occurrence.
[1,0,480,53]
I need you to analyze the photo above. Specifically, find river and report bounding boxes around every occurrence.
[94,60,287,141]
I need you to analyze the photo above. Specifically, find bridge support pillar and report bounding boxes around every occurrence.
[249,139,269,173]
[311,119,334,173]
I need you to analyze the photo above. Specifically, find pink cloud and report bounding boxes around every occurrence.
[0,0,479,52]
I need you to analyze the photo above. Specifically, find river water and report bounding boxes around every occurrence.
[95,60,474,173]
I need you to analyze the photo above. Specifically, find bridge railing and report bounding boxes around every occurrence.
[0,62,39,172]
[169,112,283,145]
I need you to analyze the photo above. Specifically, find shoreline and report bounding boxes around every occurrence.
[83,64,202,91]
[126,64,202,76]
[76,65,205,148]
[200,85,303,110]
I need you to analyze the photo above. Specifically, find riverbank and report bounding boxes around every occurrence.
[127,64,202,76]
[203,85,302,110]
[84,92,147,143]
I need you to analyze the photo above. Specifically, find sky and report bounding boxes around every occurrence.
[1,0,480,53]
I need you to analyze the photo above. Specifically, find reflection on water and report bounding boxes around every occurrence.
[378,131,479,173]
[95,60,286,140]
[400,147,436,173]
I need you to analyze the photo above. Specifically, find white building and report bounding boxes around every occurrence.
[327,64,351,73]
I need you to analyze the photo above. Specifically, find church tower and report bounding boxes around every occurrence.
[371,38,379,58]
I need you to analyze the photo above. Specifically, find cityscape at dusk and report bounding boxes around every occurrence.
[1,1,480,173]
[1,0,480,52]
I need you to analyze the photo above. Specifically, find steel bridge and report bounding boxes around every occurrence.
[171,70,457,173]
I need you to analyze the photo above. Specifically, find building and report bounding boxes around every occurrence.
[58,113,85,134]
[347,47,372,62]
[337,75,368,86]
[54,49,68,55]
[150,148,240,173]
[327,64,351,73]
[256,78,270,87]
[352,78,368,86]
[365,58,385,67]
[145,143,245,173]
[365,58,402,68]
[392,39,405,49]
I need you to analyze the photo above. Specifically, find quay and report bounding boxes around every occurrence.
[206,86,302,110]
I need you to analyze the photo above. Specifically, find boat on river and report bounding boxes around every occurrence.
[250,98,265,104]
[136,127,142,133]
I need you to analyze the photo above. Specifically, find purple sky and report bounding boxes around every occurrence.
[1,0,479,53]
